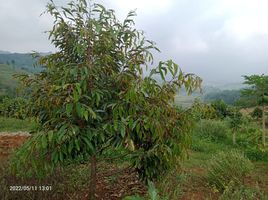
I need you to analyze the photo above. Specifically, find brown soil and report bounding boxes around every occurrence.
[180,166,219,200]
[0,132,147,200]
[0,132,30,157]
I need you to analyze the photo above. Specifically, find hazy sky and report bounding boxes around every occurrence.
[1,0,268,83]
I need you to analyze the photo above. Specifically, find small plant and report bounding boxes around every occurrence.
[157,170,188,200]
[219,181,267,200]
[124,181,167,200]
[245,147,268,161]
[211,99,229,119]
[227,107,243,145]
[0,97,28,119]
[193,120,229,142]
[207,150,254,192]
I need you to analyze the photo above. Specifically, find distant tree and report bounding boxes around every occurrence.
[250,107,263,120]
[228,107,243,145]
[240,74,268,147]
[191,99,217,120]
[204,90,241,105]
[13,1,202,199]
[211,99,229,119]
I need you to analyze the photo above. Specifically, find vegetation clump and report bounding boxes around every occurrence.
[219,182,266,200]
[207,150,254,192]
[0,97,28,119]
[193,119,229,142]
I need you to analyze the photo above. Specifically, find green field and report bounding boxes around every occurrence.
[0,64,29,96]
[174,95,201,108]
[0,117,37,132]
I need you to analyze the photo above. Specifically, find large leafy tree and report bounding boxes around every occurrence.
[12,0,202,198]
[240,74,268,147]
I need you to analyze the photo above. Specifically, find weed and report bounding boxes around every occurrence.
[207,150,254,192]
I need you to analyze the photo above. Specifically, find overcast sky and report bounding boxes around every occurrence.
[1,0,268,83]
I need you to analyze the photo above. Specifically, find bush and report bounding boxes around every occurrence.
[207,150,254,192]
[193,120,229,142]
[245,147,268,162]
[0,97,28,119]
[219,182,266,200]
[191,137,228,153]
[250,107,262,119]
[211,99,229,119]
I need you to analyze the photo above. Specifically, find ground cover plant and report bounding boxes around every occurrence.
[206,150,254,192]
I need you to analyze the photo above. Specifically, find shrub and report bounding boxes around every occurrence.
[211,99,229,119]
[191,137,228,153]
[207,150,254,192]
[193,120,229,142]
[219,182,266,200]
[157,171,188,200]
[250,107,263,119]
[0,97,28,119]
[190,99,217,120]
[245,147,268,162]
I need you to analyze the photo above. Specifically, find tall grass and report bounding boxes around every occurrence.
[207,150,254,192]
[0,117,37,132]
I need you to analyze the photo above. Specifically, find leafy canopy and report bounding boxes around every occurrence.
[12,0,202,181]
[240,74,268,106]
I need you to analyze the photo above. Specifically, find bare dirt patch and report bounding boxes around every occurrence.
[0,132,30,157]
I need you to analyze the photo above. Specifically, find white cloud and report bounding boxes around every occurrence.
[209,0,268,40]
[1,0,268,82]
[171,36,209,53]
[113,0,173,15]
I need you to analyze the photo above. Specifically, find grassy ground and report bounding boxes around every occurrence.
[155,139,268,199]
[0,117,37,132]
[0,64,29,96]
[0,117,268,199]
[174,95,199,108]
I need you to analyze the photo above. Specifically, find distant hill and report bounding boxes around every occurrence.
[0,64,30,96]
[0,50,11,54]
[203,82,244,92]
[0,52,44,73]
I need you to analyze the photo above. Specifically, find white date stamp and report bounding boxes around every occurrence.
[9,185,52,191]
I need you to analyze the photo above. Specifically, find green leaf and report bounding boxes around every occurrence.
[73,90,79,102]
[88,107,97,119]
[76,103,82,117]
[48,131,53,143]
[68,140,74,153]
[82,137,94,152]
[84,110,89,121]
[59,151,63,162]
[75,139,80,151]
[120,123,126,137]
[41,135,47,149]
[66,103,73,116]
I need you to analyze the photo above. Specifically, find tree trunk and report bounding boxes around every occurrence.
[262,105,266,147]
[89,155,97,200]
[232,131,236,145]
